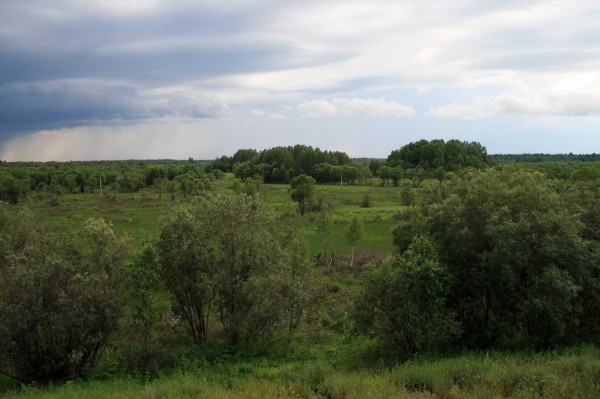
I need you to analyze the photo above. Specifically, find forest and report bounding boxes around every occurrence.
[1,139,599,398]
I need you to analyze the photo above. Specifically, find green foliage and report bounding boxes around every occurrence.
[0,213,124,383]
[289,174,316,215]
[156,206,215,345]
[387,139,490,172]
[345,217,363,267]
[355,237,459,359]
[492,152,600,162]
[3,146,600,392]
[83,218,121,272]
[124,242,172,374]
[0,173,27,204]
[570,165,600,181]
[398,179,415,205]
[395,170,600,349]
[315,204,332,261]
[157,194,310,346]
[5,343,599,398]
[377,165,392,186]
[345,217,363,248]
[226,145,352,184]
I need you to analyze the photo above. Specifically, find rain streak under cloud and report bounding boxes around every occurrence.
[1,0,600,161]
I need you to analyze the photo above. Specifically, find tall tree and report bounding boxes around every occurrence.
[156,206,215,345]
[290,174,316,215]
[345,217,363,267]
[157,195,310,346]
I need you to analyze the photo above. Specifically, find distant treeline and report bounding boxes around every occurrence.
[491,153,600,163]
[0,159,215,205]
[216,139,490,185]
[2,139,600,205]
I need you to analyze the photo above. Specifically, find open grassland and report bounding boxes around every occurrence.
[2,346,598,399]
[23,174,399,255]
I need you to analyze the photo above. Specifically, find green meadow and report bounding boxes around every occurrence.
[26,174,399,256]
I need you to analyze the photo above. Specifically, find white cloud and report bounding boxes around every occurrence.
[250,108,288,120]
[428,91,600,119]
[298,98,415,117]
[297,100,339,117]
[268,113,287,120]
[333,98,415,117]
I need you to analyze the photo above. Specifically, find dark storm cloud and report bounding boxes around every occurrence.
[0,44,296,86]
[1,0,600,160]
[0,1,282,134]
[0,1,318,85]
[0,1,339,137]
[0,80,229,138]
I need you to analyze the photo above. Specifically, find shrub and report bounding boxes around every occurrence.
[0,214,125,383]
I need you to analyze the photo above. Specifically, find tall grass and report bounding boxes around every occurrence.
[3,346,599,398]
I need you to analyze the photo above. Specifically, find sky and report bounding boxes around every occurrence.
[1,0,599,161]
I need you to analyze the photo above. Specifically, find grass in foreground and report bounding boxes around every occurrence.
[2,346,599,398]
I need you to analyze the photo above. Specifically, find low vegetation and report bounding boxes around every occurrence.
[1,139,599,397]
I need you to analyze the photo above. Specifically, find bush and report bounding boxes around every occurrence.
[0,213,124,383]
[354,236,459,360]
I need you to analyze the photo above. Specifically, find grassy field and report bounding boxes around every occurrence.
[2,345,599,398]
[23,174,400,256]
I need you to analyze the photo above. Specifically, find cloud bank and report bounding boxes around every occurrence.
[0,0,599,159]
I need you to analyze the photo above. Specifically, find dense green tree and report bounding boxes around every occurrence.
[232,148,258,165]
[85,175,98,193]
[368,159,382,176]
[202,195,307,345]
[343,165,359,185]
[397,170,598,349]
[144,165,167,186]
[47,180,64,205]
[290,174,316,215]
[62,174,77,193]
[0,174,25,204]
[218,145,352,183]
[0,213,124,383]
[390,166,404,186]
[570,165,600,181]
[241,175,262,195]
[232,161,252,181]
[398,179,415,206]
[212,155,232,172]
[354,237,458,359]
[153,177,167,200]
[125,242,170,372]
[360,165,373,185]
[156,206,215,344]
[387,139,489,172]
[377,166,392,186]
[157,195,310,346]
